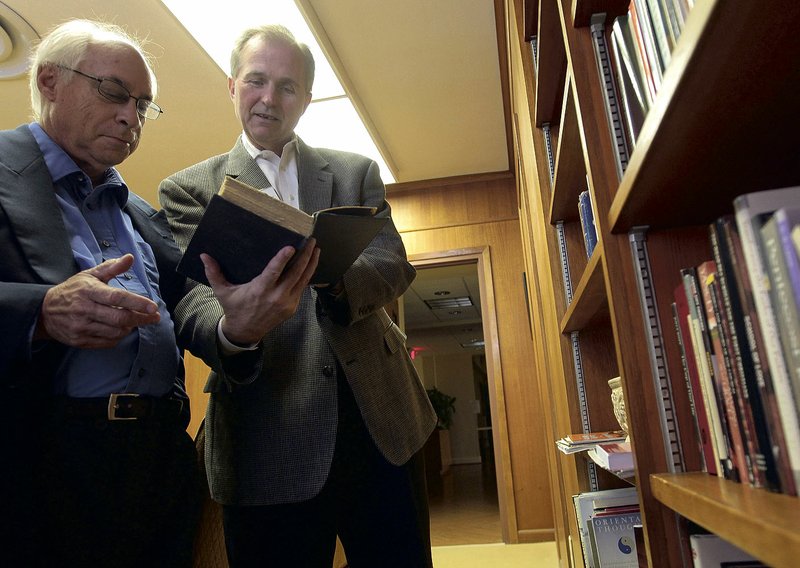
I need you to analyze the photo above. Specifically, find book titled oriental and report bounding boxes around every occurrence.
[177,177,388,286]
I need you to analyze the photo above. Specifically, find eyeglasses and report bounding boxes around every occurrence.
[57,65,163,121]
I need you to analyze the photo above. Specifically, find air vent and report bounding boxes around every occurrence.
[424,296,473,310]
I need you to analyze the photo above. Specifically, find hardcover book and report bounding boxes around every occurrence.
[573,487,639,568]
[715,216,790,493]
[710,217,778,489]
[672,285,716,474]
[578,190,599,258]
[760,207,800,412]
[587,510,642,567]
[681,266,731,478]
[697,261,749,484]
[734,187,800,493]
[177,177,388,286]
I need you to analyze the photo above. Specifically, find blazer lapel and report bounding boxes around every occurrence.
[296,138,333,215]
[224,137,270,190]
[0,126,75,283]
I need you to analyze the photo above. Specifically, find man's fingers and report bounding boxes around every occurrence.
[87,254,135,284]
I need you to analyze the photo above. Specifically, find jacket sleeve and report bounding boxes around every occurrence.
[317,158,416,326]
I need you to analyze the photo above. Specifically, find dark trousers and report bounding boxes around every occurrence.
[32,406,202,568]
[223,376,433,568]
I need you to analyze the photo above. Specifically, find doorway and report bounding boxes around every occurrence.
[402,252,509,545]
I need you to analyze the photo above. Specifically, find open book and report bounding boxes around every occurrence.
[177,177,388,286]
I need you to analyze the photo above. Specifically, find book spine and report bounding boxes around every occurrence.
[710,218,770,488]
[735,193,800,494]
[724,217,795,494]
[682,268,729,476]
[703,268,751,484]
[645,0,673,69]
[773,208,800,408]
[578,190,598,258]
[628,0,658,104]
[672,298,708,472]
[672,288,715,473]
[631,0,664,90]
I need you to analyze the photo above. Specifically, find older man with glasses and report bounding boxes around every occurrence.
[0,19,201,567]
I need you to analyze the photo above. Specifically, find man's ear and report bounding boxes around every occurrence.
[37,64,60,102]
[228,76,236,101]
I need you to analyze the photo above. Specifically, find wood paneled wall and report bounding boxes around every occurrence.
[389,174,554,543]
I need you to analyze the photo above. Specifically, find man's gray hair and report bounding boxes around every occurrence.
[29,19,157,121]
[229,24,315,92]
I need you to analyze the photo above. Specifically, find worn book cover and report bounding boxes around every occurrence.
[178,177,388,286]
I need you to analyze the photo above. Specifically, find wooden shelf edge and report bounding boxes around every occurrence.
[651,472,800,568]
[560,248,608,333]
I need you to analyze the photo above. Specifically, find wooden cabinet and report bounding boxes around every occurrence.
[505,0,800,566]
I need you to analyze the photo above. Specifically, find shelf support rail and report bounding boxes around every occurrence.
[530,36,538,74]
[544,122,597,488]
[629,228,685,473]
[589,14,629,182]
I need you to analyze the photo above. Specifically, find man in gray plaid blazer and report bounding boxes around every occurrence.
[159,24,436,567]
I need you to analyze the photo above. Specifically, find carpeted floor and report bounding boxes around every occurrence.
[431,542,559,567]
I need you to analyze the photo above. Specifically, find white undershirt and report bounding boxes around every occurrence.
[240,133,300,210]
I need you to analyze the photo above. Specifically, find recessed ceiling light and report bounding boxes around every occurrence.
[0,2,39,80]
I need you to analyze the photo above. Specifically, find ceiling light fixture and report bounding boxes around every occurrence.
[0,2,39,80]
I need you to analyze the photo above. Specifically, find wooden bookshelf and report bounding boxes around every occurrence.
[507,0,800,566]
[560,251,608,334]
[651,473,800,568]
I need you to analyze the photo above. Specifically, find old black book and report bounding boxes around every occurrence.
[178,177,388,286]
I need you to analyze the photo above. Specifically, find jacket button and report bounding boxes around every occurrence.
[323,365,334,378]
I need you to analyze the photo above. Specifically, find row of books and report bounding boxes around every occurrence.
[573,487,642,568]
[670,186,800,496]
[606,0,695,163]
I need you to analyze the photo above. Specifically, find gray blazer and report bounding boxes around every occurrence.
[159,137,436,506]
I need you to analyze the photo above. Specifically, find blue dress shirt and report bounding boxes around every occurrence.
[29,123,180,398]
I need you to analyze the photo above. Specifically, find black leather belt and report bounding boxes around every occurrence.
[52,394,185,422]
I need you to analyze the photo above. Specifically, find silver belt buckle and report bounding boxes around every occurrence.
[107,393,140,421]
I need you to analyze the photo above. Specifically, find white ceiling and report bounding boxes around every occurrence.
[0,0,507,354]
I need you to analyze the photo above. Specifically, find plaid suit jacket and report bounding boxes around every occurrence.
[159,136,436,506]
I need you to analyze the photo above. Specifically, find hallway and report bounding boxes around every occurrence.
[428,464,558,567]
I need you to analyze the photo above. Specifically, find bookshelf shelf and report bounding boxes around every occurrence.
[609,0,800,233]
[550,81,585,224]
[651,473,800,568]
[534,0,567,126]
[561,250,608,333]
[571,0,629,27]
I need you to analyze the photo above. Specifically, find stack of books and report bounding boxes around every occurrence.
[588,441,634,474]
[573,487,641,568]
[556,430,628,455]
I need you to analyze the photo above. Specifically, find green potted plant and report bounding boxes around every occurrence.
[427,387,456,430]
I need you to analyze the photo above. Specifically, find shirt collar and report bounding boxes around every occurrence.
[28,122,129,206]
[240,132,298,161]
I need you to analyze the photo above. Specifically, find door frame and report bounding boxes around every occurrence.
[408,245,518,543]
